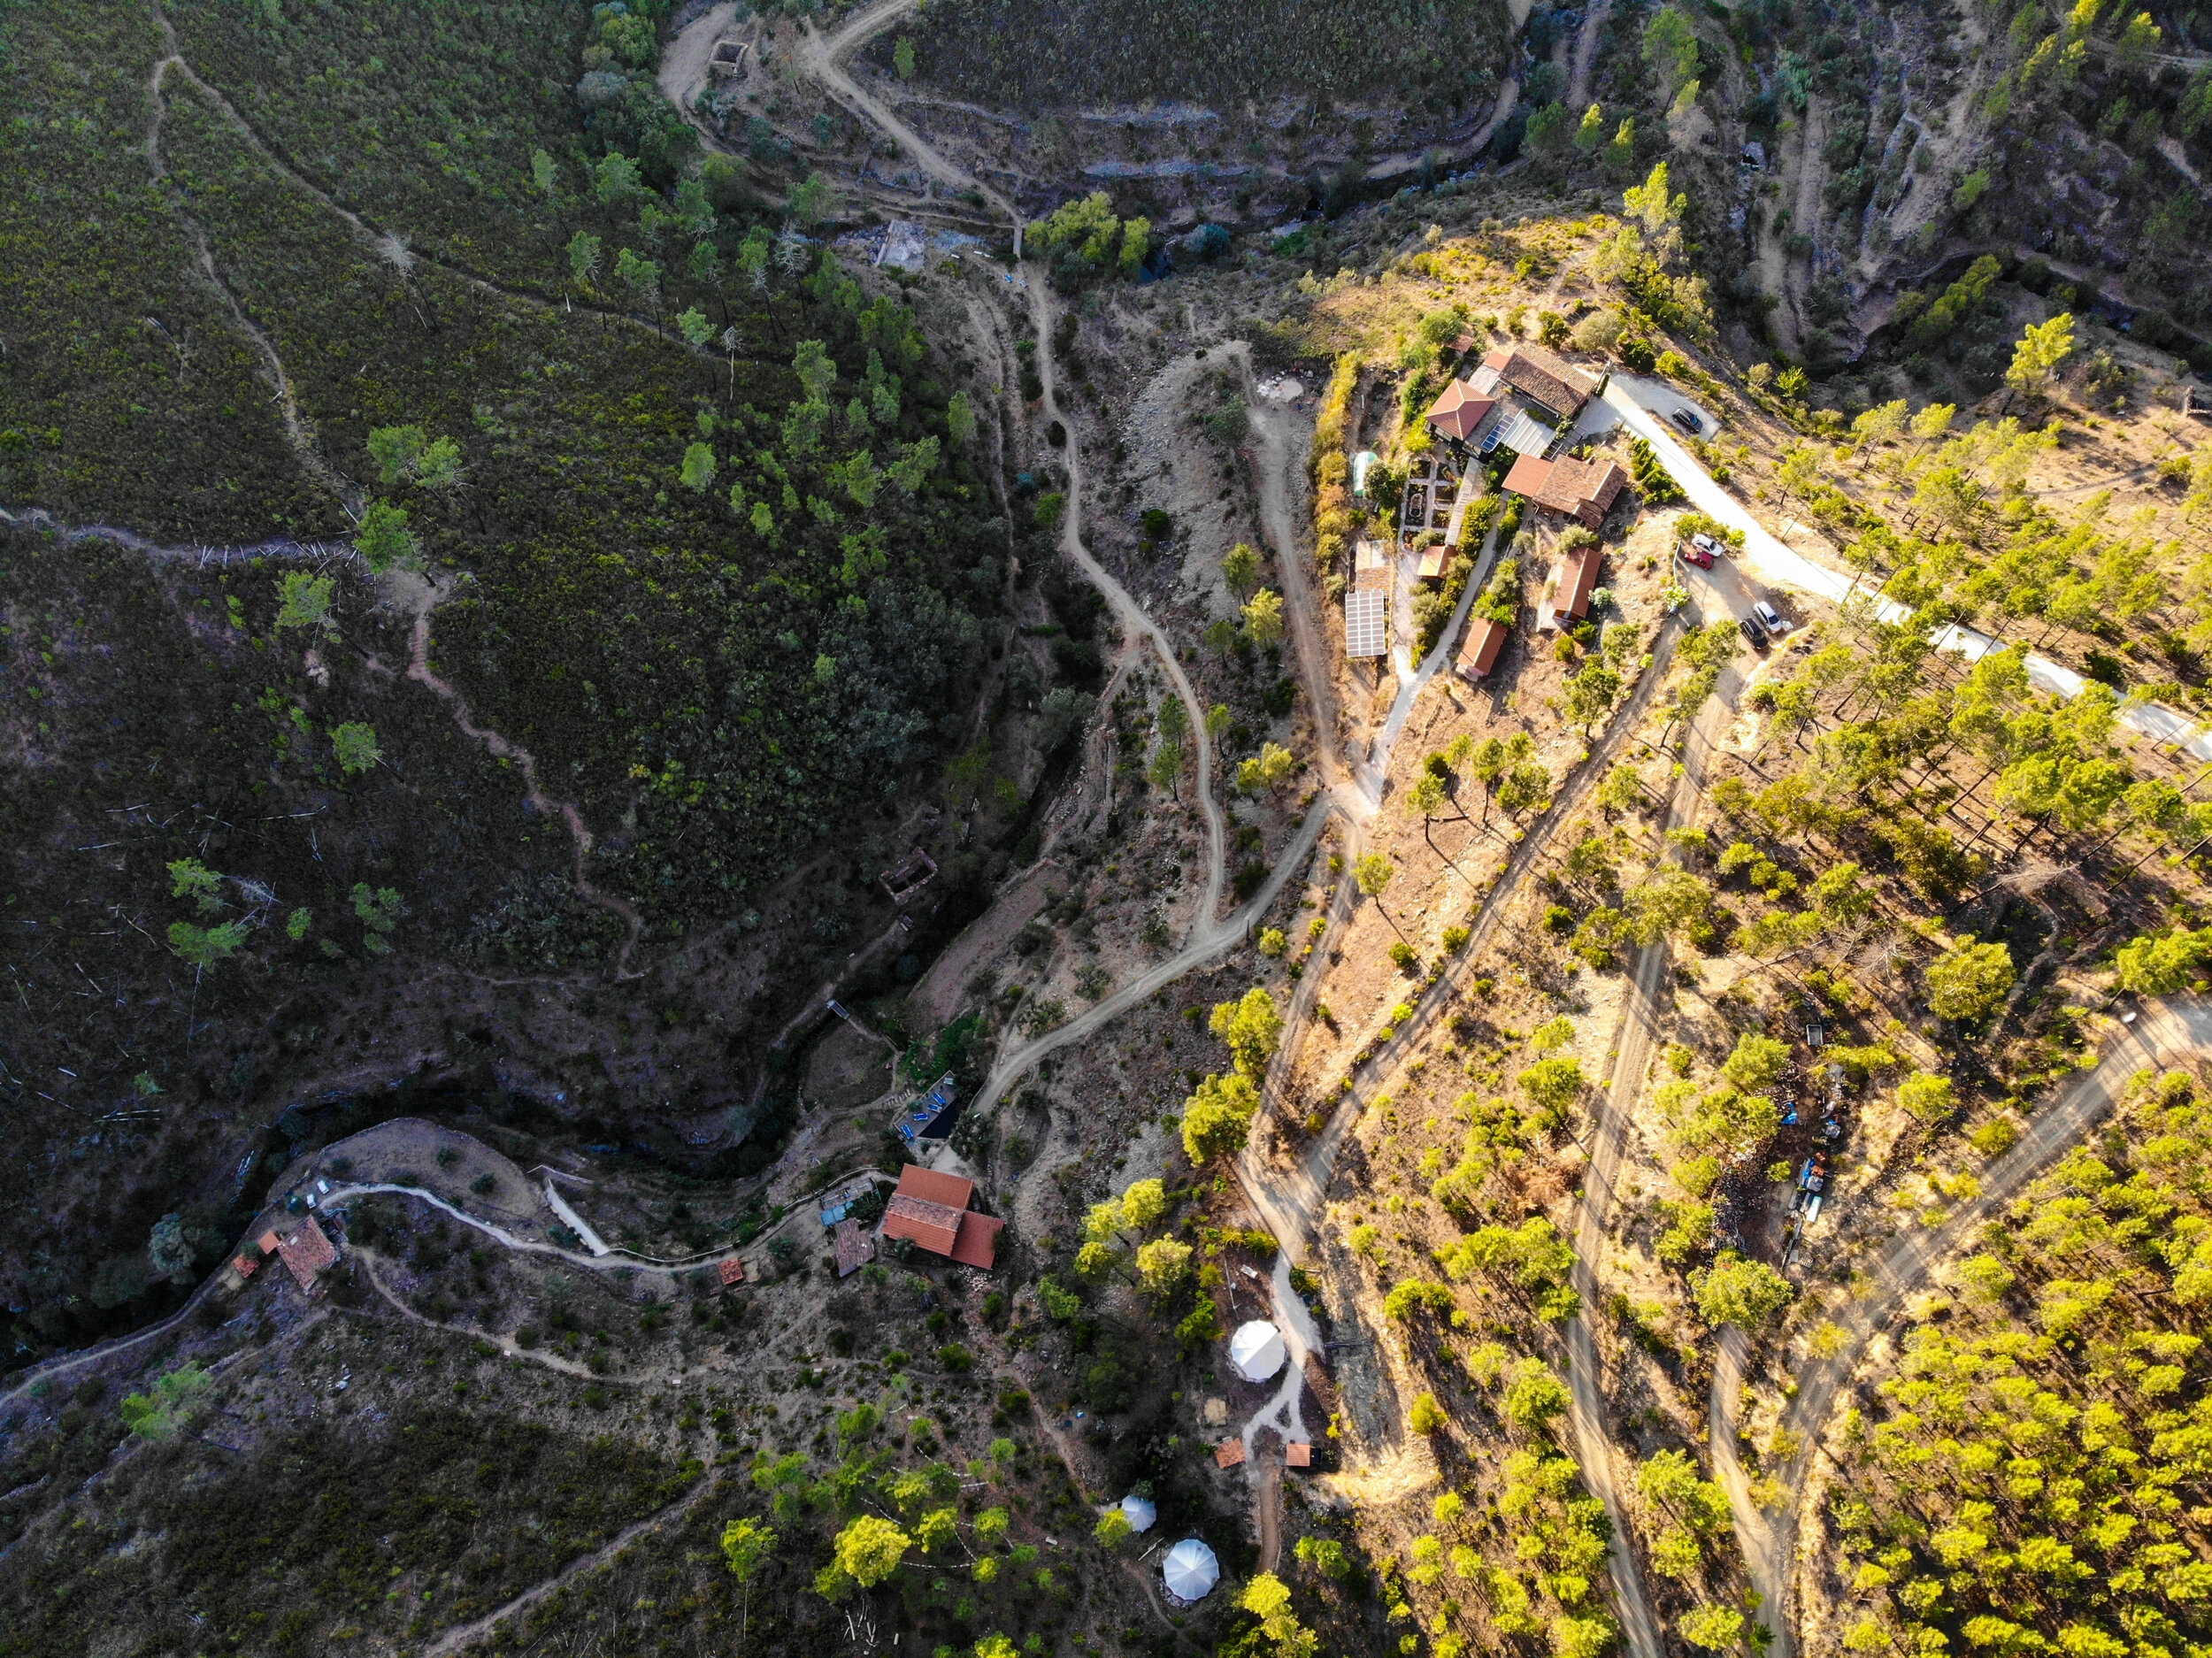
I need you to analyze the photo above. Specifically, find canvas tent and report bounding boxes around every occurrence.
[1163,1539,1221,1602]
[1119,1493,1158,1534]
[1228,1320,1286,1382]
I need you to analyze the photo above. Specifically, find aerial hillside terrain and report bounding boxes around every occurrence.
[4,2,2212,1658]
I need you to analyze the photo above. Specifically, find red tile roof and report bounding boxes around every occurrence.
[718,1256,746,1286]
[233,1253,261,1278]
[275,1217,337,1293]
[1502,454,1555,498]
[1217,1438,1248,1468]
[884,1194,966,1255]
[1534,457,1630,529]
[1480,344,1598,418]
[881,1165,1002,1269]
[1286,1442,1313,1468]
[1555,542,1602,620]
[258,1230,281,1255]
[1425,380,1496,441]
[895,1165,976,1210]
[949,1210,1004,1270]
[1458,616,1509,679]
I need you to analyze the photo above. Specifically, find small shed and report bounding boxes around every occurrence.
[833,1218,876,1278]
[1551,542,1601,623]
[1457,616,1509,680]
[1215,1437,1248,1469]
[1286,1442,1313,1468]
[718,1256,747,1287]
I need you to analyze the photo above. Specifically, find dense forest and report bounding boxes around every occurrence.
[1826,1066,2212,1658]
[0,0,1016,1359]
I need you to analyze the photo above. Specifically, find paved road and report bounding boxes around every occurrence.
[1594,379,2212,759]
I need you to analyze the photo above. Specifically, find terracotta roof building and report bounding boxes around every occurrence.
[1457,615,1510,679]
[1417,542,1455,581]
[1216,1437,1248,1469]
[1503,455,1629,533]
[1534,457,1629,531]
[1285,1442,1313,1468]
[1552,541,1602,623]
[1424,380,1496,442]
[879,1165,1004,1270]
[1474,344,1602,420]
[718,1256,746,1286]
[274,1217,337,1293]
[1502,453,1555,499]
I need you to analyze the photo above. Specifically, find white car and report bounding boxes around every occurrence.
[1752,600,1787,634]
[1690,533,1719,556]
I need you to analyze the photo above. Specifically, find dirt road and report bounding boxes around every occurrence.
[795,0,1023,244]
[1569,0,1615,109]
[418,1460,723,1658]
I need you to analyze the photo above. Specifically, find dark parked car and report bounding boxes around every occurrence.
[1740,613,1768,648]
[1670,407,1703,434]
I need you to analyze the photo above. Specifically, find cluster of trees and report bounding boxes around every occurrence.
[1025,194,1150,285]
[1632,1447,1745,1645]
[1383,1326,1622,1658]
[1832,1068,2212,1658]
[1589,162,1717,344]
[1180,986,1284,1163]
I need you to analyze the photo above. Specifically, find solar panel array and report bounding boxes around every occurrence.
[1496,410,1558,457]
[1345,587,1386,658]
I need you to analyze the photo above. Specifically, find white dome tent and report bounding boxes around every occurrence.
[1162,1538,1220,1603]
[1228,1319,1286,1382]
[1119,1493,1157,1534]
